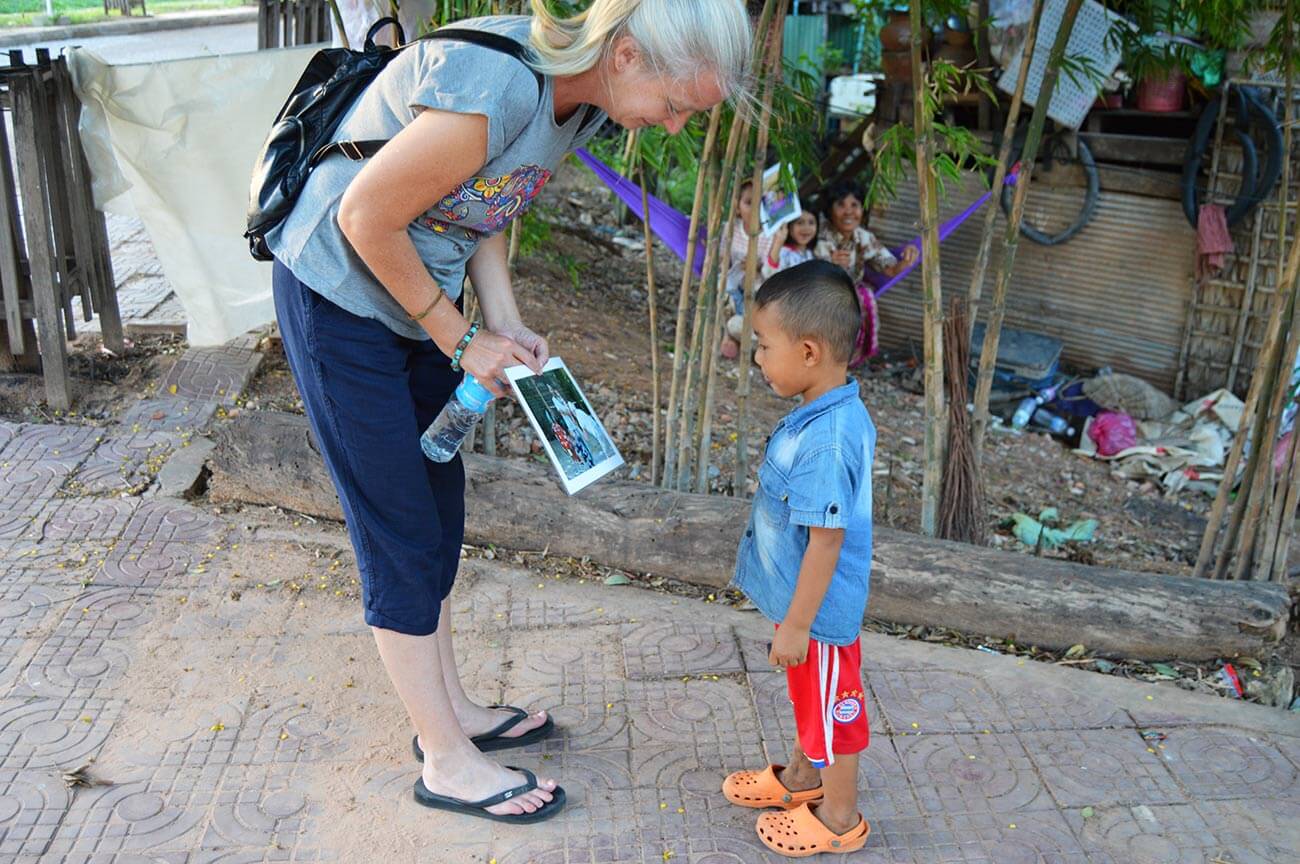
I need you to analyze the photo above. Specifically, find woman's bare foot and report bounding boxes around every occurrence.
[417,704,549,750]
[458,703,548,740]
[422,749,557,816]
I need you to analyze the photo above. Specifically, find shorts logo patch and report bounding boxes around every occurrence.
[832,697,861,724]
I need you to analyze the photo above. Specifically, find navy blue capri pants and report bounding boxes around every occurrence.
[272,259,464,636]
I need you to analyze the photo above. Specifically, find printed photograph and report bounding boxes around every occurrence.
[508,358,623,494]
[760,162,802,237]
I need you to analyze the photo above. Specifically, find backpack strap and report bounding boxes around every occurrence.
[311,26,600,168]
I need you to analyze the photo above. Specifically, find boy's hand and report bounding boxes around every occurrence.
[770,625,810,668]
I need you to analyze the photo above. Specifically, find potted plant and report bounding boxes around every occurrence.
[1110,0,1253,112]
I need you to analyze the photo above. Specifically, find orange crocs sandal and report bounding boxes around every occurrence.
[755,802,870,857]
[722,765,824,810]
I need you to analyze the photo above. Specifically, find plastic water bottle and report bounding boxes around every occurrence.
[1031,407,1075,437]
[1010,384,1059,430]
[420,377,494,463]
[1011,397,1038,430]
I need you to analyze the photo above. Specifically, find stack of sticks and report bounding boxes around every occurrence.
[938,297,986,544]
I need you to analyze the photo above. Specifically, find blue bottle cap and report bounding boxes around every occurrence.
[457,376,495,413]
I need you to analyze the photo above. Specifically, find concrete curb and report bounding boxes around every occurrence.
[1,7,258,49]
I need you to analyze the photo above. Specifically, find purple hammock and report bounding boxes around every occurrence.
[575,147,1020,362]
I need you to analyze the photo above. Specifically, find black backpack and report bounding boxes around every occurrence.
[244,17,596,261]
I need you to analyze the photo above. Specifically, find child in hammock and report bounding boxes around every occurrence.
[762,210,819,279]
[813,182,917,362]
[814,182,916,279]
[720,180,774,359]
[722,210,820,353]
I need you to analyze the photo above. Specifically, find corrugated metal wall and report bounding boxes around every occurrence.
[868,172,1196,392]
[783,15,828,80]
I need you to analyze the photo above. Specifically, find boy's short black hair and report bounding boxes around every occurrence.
[755,260,861,364]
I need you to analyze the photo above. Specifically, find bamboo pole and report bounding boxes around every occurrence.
[971,0,1085,458]
[1231,276,1298,581]
[683,151,728,488]
[640,170,662,486]
[1262,12,1298,582]
[1198,207,1300,579]
[696,258,735,492]
[681,118,754,488]
[665,0,774,485]
[965,0,1044,340]
[910,0,946,536]
[692,141,748,492]
[661,107,722,488]
[734,0,788,495]
[665,111,728,488]
[507,219,522,269]
[325,0,349,48]
[693,151,741,492]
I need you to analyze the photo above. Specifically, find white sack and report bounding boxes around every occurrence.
[70,46,315,345]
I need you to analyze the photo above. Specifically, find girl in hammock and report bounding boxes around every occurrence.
[814,183,917,362]
[721,186,816,359]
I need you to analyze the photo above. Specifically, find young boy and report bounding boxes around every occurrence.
[722,259,875,857]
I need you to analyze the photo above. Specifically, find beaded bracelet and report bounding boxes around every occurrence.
[450,322,480,373]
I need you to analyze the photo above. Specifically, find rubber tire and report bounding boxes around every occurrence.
[999,135,1101,246]
[1181,86,1280,229]
[1242,87,1284,213]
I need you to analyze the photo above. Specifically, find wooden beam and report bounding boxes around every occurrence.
[1078,132,1187,167]
[208,412,1292,661]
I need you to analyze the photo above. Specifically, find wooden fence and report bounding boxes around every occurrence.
[0,50,122,410]
[102,0,148,15]
[258,0,333,49]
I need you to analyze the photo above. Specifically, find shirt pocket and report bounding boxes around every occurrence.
[755,459,791,533]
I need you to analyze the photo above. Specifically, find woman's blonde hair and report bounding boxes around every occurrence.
[528,0,752,103]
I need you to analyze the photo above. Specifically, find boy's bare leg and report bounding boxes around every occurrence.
[775,739,821,792]
[814,753,862,835]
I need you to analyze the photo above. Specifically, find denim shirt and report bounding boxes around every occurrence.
[732,380,875,646]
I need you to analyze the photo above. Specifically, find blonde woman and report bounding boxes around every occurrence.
[263,0,751,824]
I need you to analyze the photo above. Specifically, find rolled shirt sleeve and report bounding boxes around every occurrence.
[784,445,854,530]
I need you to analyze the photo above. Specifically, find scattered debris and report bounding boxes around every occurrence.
[62,763,110,789]
[1007,508,1097,550]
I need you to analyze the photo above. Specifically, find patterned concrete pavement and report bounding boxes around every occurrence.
[1,339,1298,863]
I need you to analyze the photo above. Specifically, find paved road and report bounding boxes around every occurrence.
[0,331,1297,861]
[1,20,257,63]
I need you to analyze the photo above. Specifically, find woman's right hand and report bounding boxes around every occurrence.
[830,248,853,270]
[456,329,537,397]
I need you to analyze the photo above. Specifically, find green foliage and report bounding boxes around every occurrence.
[1103,0,1254,81]
[0,0,240,28]
[868,58,997,207]
[514,209,553,258]
[1256,6,1298,79]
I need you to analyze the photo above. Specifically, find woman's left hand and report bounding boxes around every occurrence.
[493,321,549,372]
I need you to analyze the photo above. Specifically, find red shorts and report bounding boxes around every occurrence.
[779,627,870,768]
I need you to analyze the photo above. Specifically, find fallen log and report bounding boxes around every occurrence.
[208,412,1291,661]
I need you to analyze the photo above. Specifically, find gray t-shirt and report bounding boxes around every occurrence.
[267,16,605,340]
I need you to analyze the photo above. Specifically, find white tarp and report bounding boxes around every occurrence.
[70,46,315,345]
[331,0,440,50]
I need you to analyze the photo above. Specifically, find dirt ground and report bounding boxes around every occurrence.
[240,161,1290,580]
[4,160,1296,707]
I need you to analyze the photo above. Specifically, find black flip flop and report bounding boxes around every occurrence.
[412,706,555,761]
[412,768,566,824]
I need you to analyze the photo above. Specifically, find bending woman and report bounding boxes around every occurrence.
[264,0,751,823]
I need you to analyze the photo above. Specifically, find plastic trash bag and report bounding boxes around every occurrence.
[1087,411,1138,457]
